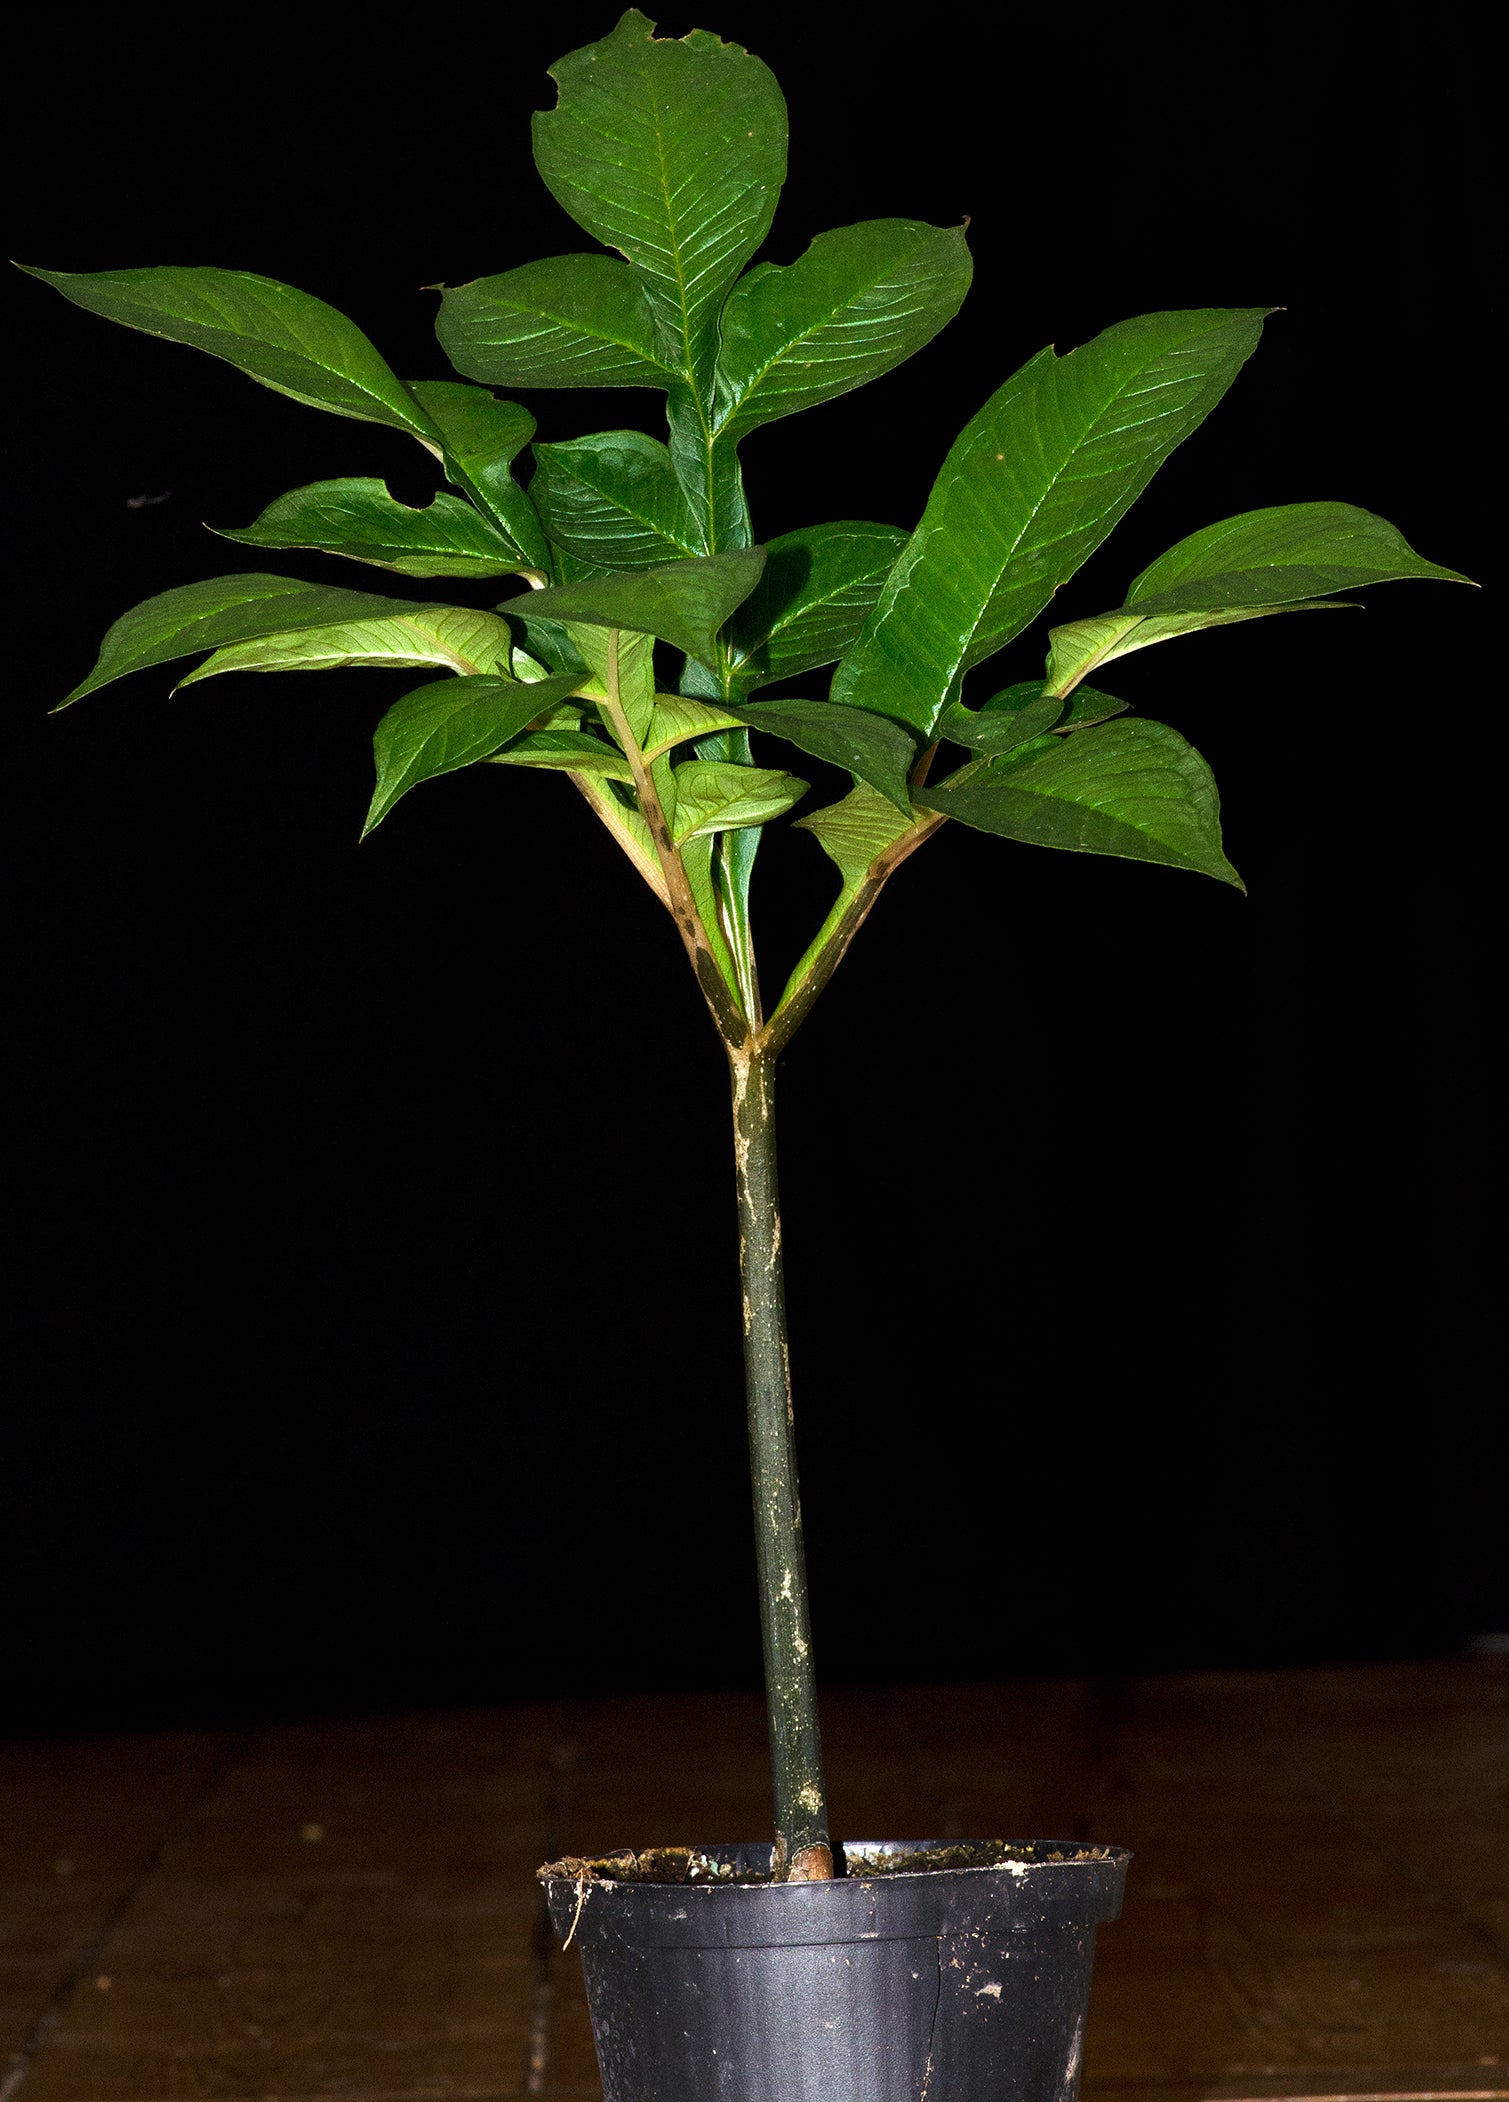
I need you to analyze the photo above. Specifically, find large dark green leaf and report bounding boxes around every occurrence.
[1127,500,1471,613]
[723,700,917,815]
[497,549,766,669]
[364,671,585,835]
[214,479,537,579]
[178,606,516,686]
[57,575,451,707]
[916,717,1241,886]
[531,431,702,568]
[831,308,1269,735]
[24,265,435,438]
[532,9,787,387]
[726,522,908,689]
[435,254,674,392]
[407,380,550,570]
[713,220,971,440]
[939,679,1130,752]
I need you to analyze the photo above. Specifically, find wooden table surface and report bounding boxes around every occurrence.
[1,1660,1504,2101]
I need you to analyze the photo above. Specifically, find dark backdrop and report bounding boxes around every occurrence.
[4,2,1497,1726]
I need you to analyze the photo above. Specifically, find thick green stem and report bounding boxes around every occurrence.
[731,1045,832,1882]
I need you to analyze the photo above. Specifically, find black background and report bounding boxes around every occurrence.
[4,2,1497,1728]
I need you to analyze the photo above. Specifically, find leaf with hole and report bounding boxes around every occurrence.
[214,479,539,580]
[831,308,1269,734]
[916,716,1241,886]
[532,9,787,388]
[364,671,586,834]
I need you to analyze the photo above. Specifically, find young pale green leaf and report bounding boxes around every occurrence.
[1043,601,1347,697]
[669,759,808,842]
[24,265,435,439]
[214,479,537,579]
[939,679,1130,751]
[532,9,787,387]
[179,606,516,686]
[407,380,550,570]
[497,549,766,670]
[916,716,1241,886]
[364,671,585,835]
[722,700,918,815]
[642,694,747,761]
[1126,500,1471,614]
[831,308,1269,735]
[487,727,635,778]
[726,522,908,689]
[713,221,971,441]
[58,575,452,708]
[793,779,920,886]
[531,431,702,569]
[435,255,674,392]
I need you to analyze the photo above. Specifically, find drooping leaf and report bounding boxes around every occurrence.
[1127,500,1471,614]
[488,727,635,778]
[831,308,1269,735]
[669,758,808,841]
[435,254,674,392]
[214,478,537,579]
[532,9,787,387]
[642,694,747,761]
[727,522,908,688]
[916,716,1241,886]
[723,699,917,814]
[179,606,516,685]
[497,549,766,669]
[407,380,550,570]
[713,220,971,440]
[939,679,1130,751]
[58,575,450,708]
[24,265,435,438]
[364,671,585,834]
[531,431,702,568]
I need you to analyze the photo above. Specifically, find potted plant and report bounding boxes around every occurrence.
[24,8,1468,2095]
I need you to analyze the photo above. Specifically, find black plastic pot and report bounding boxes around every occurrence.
[544,1838,1129,2100]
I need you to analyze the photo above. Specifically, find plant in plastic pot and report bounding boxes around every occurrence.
[24,10,1470,2096]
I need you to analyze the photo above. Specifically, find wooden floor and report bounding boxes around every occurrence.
[1,1661,1504,2101]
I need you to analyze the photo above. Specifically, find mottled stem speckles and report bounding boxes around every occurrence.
[731,1043,831,1881]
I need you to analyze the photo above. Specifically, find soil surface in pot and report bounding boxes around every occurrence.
[538,1838,1118,1886]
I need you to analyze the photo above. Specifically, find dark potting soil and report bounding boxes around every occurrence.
[537,1839,1117,1886]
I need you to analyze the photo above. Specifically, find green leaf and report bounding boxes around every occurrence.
[532,9,787,388]
[939,679,1130,752]
[214,478,538,579]
[487,727,635,778]
[497,549,766,670]
[24,264,434,439]
[1044,601,1347,697]
[435,254,674,392]
[58,574,453,708]
[642,694,747,761]
[793,779,919,886]
[531,431,701,569]
[407,380,550,571]
[1127,500,1472,614]
[831,308,1269,735]
[727,522,908,689]
[179,605,516,685]
[364,671,585,834]
[916,717,1241,886]
[503,614,592,683]
[723,699,917,815]
[713,220,971,440]
[669,759,807,841]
